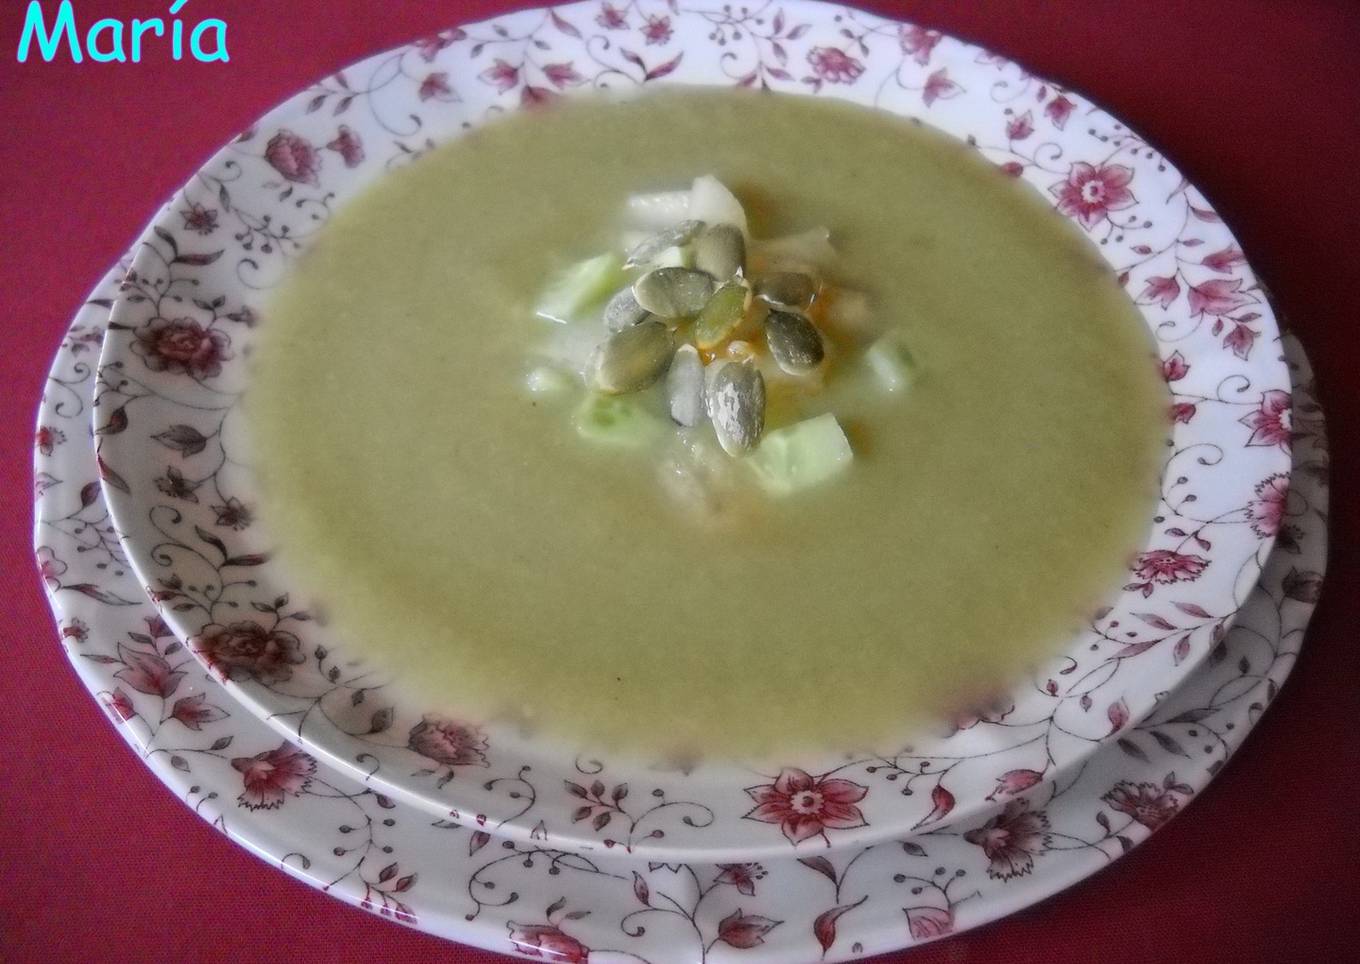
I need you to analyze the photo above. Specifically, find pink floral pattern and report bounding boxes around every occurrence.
[807,46,864,84]
[714,862,766,896]
[717,910,781,948]
[407,715,489,768]
[641,14,672,46]
[35,425,65,456]
[595,3,627,31]
[102,688,135,722]
[1241,389,1292,450]
[231,742,317,809]
[1247,474,1289,537]
[36,546,66,587]
[180,203,218,235]
[212,497,253,530]
[114,647,184,698]
[962,799,1052,880]
[326,125,365,167]
[744,769,868,844]
[1049,162,1136,230]
[1187,277,1256,318]
[170,692,229,730]
[1044,94,1076,129]
[1006,110,1035,140]
[480,59,520,92]
[1102,780,1181,830]
[192,621,305,684]
[1161,350,1189,381]
[131,318,231,378]
[905,905,954,940]
[508,923,590,962]
[1130,550,1209,587]
[899,25,942,65]
[921,67,960,105]
[413,29,465,62]
[1171,402,1197,424]
[419,71,455,101]
[264,129,320,185]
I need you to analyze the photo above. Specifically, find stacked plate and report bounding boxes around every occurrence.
[33,3,1329,960]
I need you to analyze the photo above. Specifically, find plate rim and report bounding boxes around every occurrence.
[89,0,1295,857]
[37,258,1327,962]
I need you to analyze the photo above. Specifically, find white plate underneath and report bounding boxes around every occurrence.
[34,261,1329,962]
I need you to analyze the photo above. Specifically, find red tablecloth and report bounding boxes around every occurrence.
[2,2,1357,961]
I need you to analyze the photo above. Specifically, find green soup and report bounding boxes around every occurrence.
[250,89,1168,759]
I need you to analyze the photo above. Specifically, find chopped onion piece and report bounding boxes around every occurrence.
[688,176,748,238]
[864,336,917,394]
[626,191,692,230]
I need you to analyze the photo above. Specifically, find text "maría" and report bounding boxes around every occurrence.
[17,0,229,63]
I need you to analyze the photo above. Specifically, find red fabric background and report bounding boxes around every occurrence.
[2,2,1357,961]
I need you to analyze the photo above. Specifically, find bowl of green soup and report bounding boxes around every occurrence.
[94,0,1291,859]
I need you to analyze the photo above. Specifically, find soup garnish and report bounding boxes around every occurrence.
[530,175,901,495]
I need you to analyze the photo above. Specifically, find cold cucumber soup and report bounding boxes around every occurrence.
[249,89,1168,760]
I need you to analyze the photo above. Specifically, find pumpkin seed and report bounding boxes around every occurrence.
[692,281,750,351]
[764,309,825,375]
[707,361,766,456]
[666,344,706,427]
[633,267,716,319]
[602,285,650,332]
[693,223,746,280]
[590,319,676,394]
[755,272,818,310]
[623,220,705,269]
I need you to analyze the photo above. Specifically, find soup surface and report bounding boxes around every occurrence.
[250,89,1167,759]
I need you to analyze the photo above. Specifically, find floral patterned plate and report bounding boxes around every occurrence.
[41,262,1327,961]
[91,1,1294,857]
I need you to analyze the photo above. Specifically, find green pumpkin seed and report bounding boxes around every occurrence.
[590,319,676,394]
[764,309,825,375]
[692,282,751,351]
[623,220,705,269]
[707,361,766,456]
[602,285,650,332]
[633,267,717,319]
[755,272,818,310]
[693,223,746,280]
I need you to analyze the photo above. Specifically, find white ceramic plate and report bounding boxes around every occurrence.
[40,263,1327,961]
[92,1,1292,856]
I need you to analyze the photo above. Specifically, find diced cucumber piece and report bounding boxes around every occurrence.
[573,393,666,447]
[626,191,691,229]
[535,253,626,324]
[864,336,916,394]
[747,413,853,495]
[688,176,748,238]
